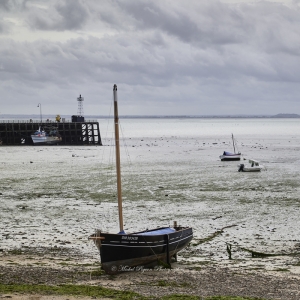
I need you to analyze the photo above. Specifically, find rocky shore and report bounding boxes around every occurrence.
[1,247,300,299]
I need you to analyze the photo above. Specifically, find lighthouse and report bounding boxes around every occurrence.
[72,94,85,122]
[77,94,84,116]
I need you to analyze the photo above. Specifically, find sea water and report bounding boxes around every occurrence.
[0,118,300,271]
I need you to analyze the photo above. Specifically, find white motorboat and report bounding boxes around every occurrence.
[238,159,264,172]
[31,127,62,145]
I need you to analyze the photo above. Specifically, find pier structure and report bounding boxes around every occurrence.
[0,119,102,146]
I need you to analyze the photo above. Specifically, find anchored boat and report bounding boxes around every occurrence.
[238,159,264,172]
[219,134,241,161]
[89,84,193,274]
[31,126,62,145]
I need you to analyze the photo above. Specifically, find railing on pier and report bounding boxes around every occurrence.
[0,119,98,123]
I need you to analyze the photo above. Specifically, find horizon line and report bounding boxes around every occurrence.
[0,113,299,119]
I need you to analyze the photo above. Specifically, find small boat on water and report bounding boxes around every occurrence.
[89,84,193,274]
[31,127,62,145]
[219,134,241,161]
[238,159,264,172]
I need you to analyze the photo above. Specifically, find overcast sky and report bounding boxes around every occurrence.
[0,0,299,116]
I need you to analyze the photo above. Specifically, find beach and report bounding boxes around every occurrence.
[1,118,300,299]
[1,248,300,299]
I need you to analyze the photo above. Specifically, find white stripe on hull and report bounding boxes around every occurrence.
[101,234,193,248]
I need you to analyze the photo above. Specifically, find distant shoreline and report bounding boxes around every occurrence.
[0,113,299,119]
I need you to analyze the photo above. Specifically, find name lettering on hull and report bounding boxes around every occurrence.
[122,236,138,241]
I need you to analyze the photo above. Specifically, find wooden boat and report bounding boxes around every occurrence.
[238,159,264,172]
[219,134,241,161]
[31,126,62,145]
[89,84,193,274]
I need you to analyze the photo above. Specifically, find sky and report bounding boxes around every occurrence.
[0,0,300,116]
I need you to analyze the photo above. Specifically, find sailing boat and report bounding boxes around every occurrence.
[219,133,241,161]
[89,84,193,274]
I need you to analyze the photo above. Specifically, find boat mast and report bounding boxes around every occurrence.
[113,84,124,232]
[231,133,236,154]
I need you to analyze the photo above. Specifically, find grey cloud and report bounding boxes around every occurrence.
[114,0,300,56]
[0,19,9,33]
[1,29,297,95]
[113,1,247,45]
[118,1,199,43]
[0,0,28,34]
[27,0,89,31]
[0,0,14,11]
[1,0,300,115]
[0,0,27,12]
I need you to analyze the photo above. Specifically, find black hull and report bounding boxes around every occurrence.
[221,157,241,161]
[91,227,193,274]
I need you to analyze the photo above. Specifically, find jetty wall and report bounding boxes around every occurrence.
[0,120,102,146]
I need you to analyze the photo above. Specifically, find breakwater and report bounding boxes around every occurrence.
[0,119,102,145]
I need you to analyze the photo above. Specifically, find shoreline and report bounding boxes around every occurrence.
[1,248,300,299]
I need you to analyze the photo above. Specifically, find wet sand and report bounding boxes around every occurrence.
[1,248,300,299]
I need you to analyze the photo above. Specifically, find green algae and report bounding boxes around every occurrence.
[0,283,146,299]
